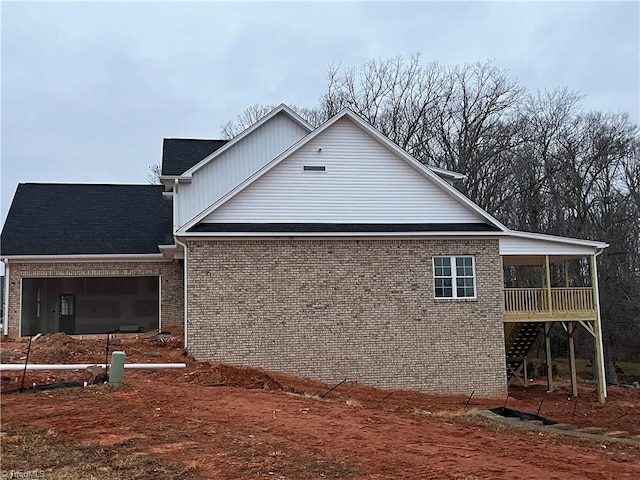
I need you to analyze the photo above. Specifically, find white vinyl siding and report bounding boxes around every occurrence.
[433,256,476,299]
[203,117,486,224]
[175,112,309,229]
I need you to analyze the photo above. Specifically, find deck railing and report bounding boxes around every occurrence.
[504,287,596,315]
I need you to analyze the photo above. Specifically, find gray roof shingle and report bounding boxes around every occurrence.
[1,184,173,256]
[161,138,228,176]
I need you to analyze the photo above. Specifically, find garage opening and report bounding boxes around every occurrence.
[20,276,160,335]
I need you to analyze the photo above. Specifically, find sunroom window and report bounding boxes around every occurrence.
[433,256,476,299]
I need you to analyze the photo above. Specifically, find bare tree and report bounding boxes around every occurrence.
[319,53,444,154]
[316,56,524,215]
[221,104,277,139]
[148,164,161,184]
[221,104,326,139]
[427,62,523,214]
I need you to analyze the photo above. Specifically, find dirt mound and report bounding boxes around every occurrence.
[2,333,188,366]
[26,333,107,364]
[41,332,75,349]
[182,363,283,391]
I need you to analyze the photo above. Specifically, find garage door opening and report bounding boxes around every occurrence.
[20,276,160,336]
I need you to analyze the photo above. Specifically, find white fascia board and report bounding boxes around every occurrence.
[1,254,168,263]
[178,104,314,180]
[428,165,467,180]
[505,230,609,249]
[179,108,508,233]
[176,231,507,239]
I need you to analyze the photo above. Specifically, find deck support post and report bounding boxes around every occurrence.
[544,256,554,392]
[568,322,578,397]
[589,255,606,404]
[544,322,553,392]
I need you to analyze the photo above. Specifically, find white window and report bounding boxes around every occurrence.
[433,256,476,299]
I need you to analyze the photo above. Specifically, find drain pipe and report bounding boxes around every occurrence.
[174,236,188,349]
[0,363,187,371]
[3,260,9,336]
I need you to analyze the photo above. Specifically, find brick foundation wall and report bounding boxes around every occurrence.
[4,260,183,337]
[186,238,507,397]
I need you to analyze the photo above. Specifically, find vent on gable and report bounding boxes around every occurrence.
[303,165,326,172]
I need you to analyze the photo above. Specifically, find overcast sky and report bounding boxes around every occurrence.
[1,0,639,228]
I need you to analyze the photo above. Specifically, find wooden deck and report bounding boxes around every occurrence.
[503,287,597,322]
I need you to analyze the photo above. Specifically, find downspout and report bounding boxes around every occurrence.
[172,178,189,348]
[172,179,178,233]
[3,260,9,336]
[592,248,607,401]
[174,236,188,349]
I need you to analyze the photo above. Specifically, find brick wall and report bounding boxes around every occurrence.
[187,238,507,397]
[4,260,183,337]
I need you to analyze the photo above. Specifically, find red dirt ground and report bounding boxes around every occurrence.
[2,334,639,479]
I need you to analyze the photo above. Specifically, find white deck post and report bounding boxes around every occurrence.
[590,255,607,403]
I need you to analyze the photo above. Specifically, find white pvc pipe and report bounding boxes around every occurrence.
[0,363,186,371]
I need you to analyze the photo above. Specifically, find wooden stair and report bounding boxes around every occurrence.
[505,322,543,384]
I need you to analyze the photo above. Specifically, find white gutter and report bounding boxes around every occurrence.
[0,363,186,371]
[174,236,189,348]
[3,260,9,336]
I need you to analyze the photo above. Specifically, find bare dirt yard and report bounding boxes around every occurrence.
[1,334,639,479]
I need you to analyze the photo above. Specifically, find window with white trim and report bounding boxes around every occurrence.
[433,256,476,298]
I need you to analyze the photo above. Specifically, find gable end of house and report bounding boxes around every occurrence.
[195,114,501,229]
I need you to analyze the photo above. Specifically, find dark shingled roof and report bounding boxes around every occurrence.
[188,223,500,233]
[161,138,228,176]
[1,184,173,256]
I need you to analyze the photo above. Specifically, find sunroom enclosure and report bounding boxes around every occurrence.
[500,234,607,403]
